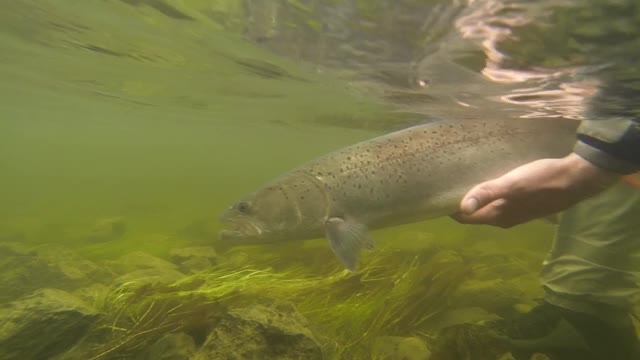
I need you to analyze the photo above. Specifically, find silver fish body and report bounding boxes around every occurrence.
[220,118,579,270]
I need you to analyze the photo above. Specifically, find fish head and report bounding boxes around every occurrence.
[219,173,327,243]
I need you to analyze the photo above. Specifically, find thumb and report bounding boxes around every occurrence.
[460,177,515,214]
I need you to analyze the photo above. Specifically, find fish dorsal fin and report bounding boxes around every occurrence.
[325,217,374,272]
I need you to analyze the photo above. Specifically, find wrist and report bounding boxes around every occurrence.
[564,152,620,192]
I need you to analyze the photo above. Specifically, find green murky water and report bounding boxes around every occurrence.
[1,1,638,359]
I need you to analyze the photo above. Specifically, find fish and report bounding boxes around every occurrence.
[219,118,579,271]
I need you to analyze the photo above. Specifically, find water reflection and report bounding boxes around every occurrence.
[246,0,639,122]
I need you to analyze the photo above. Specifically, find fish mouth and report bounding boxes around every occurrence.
[219,219,263,240]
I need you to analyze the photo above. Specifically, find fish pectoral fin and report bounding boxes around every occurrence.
[325,217,374,272]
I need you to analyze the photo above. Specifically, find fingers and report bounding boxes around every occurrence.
[451,156,612,228]
[451,199,517,228]
[460,176,516,215]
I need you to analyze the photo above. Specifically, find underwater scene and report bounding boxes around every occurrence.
[1,0,640,359]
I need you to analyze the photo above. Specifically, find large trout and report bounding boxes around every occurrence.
[220,118,578,271]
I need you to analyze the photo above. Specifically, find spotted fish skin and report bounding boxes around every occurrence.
[292,118,577,226]
[220,118,578,269]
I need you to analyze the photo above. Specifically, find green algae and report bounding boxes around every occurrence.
[65,218,553,359]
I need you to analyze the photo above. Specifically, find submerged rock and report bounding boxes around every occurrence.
[108,251,186,289]
[505,275,544,301]
[194,302,322,359]
[429,307,502,333]
[430,323,509,360]
[170,246,218,273]
[451,279,524,315]
[0,288,99,360]
[72,283,111,308]
[528,353,550,360]
[177,256,212,273]
[39,247,113,284]
[87,216,126,242]
[109,251,179,274]
[170,246,218,263]
[113,268,186,288]
[0,256,46,301]
[0,242,34,257]
[147,332,197,360]
[0,246,109,303]
[223,250,250,267]
[371,336,431,360]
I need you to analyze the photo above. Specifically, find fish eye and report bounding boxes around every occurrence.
[237,202,250,214]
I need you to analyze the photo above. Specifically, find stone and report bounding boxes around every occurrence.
[430,323,509,360]
[194,302,322,359]
[429,307,502,333]
[56,257,109,283]
[180,256,213,273]
[146,332,197,360]
[0,288,99,360]
[87,217,126,242]
[109,251,179,274]
[170,246,218,263]
[0,254,59,303]
[39,247,113,284]
[0,242,35,257]
[451,279,524,315]
[169,246,218,273]
[113,268,186,288]
[108,251,186,289]
[371,336,431,360]
[0,247,108,303]
[224,251,250,267]
[529,353,550,360]
[505,275,544,300]
[72,283,111,308]
[513,303,536,315]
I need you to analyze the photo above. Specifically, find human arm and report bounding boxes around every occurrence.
[451,118,640,228]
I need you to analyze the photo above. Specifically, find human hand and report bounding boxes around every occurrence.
[451,153,620,228]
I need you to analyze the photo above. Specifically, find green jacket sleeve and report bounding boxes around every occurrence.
[574,118,640,174]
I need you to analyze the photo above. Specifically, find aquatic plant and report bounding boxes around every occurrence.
[81,240,470,359]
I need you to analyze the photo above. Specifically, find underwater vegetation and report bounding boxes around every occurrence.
[0,219,557,359]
